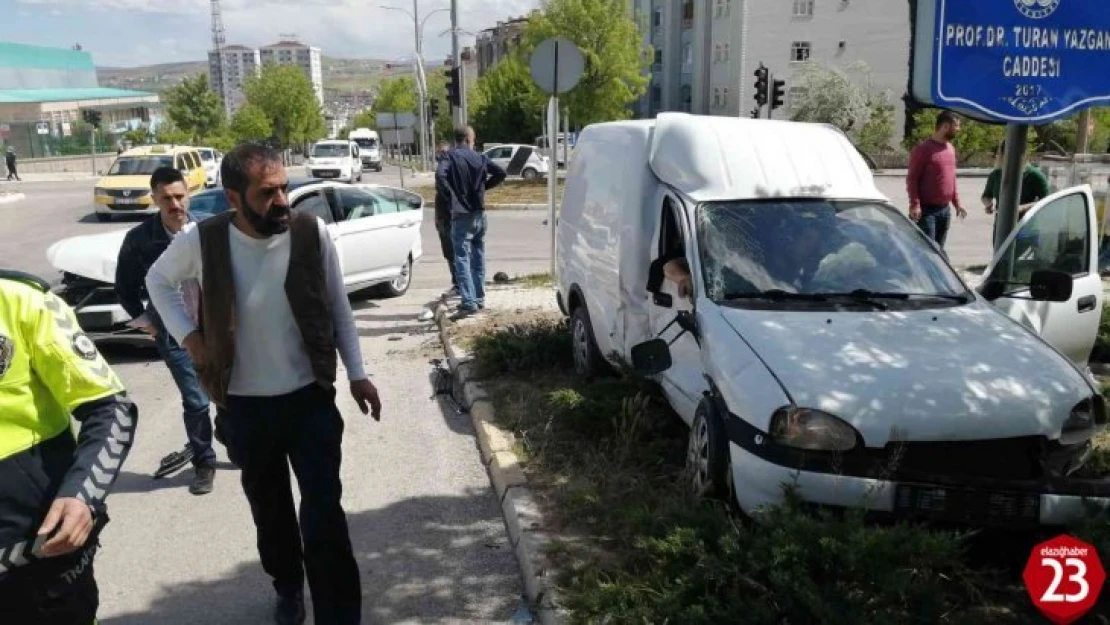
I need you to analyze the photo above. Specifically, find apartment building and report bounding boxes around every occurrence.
[475,12,537,77]
[260,40,324,106]
[630,0,910,146]
[208,44,260,115]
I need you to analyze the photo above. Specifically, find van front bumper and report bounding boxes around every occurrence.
[724,415,1110,528]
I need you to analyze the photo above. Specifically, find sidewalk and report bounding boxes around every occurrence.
[1,171,98,183]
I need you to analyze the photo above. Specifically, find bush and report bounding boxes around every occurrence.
[469,317,574,376]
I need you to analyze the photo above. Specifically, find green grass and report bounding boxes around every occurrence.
[467,316,1110,624]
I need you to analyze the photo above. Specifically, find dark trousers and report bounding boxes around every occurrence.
[916,204,952,250]
[152,313,216,467]
[221,383,361,625]
[0,541,100,625]
[435,214,458,289]
[5,162,17,181]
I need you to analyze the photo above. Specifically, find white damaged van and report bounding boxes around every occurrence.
[556,112,1110,528]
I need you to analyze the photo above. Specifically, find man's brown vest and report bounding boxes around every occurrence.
[195,211,337,408]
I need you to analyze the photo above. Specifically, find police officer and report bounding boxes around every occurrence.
[0,269,138,625]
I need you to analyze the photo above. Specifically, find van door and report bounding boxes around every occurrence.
[979,185,1102,367]
[646,192,707,419]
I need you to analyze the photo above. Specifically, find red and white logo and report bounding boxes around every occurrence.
[1023,534,1105,625]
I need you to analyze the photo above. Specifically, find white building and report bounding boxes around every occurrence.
[260,40,324,106]
[629,0,910,146]
[208,45,260,115]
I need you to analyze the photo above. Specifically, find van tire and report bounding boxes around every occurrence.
[571,305,606,379]
[686,402,731,501]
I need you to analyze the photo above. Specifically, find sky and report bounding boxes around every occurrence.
[1,0,542,67]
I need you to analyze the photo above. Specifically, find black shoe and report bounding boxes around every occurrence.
[189,465,216,495]
[274,593,306,625]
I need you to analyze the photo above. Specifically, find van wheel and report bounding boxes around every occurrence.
[686,402,731,500]
[522,167,539,180]
[571,305,606,379]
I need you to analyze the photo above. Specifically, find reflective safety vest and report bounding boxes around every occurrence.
[0,271,125,462]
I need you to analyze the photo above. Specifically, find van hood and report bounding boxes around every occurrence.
[715,301,1094,446]
[46,228,132,284]
[96,175,151,191]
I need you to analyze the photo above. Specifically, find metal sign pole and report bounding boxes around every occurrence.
[394,116,405,189]
[548,96,558,278]
[994,123,1029,253]
[89,126,96,176]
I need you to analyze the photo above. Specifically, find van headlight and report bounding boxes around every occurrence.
[768,407,860,451]
[1063,397,1098,433]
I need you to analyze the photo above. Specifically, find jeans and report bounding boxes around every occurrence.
[221,383,361,625]
[916,204,952,250]
[451,210,487,310]
[435,215,458,289]
[152,314,216,468]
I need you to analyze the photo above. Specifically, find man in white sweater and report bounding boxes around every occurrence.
[145,143,380,625]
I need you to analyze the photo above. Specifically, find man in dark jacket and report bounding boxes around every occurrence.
[435,126,506,317]
[5,147,20,181]
[114,166,216,495]
[433,140,458,297]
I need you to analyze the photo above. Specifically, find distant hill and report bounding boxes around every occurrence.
[96,56,418,99]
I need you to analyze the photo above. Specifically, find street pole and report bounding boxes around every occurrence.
[994,123,1029,253]
[413,0,429,172]
[450,0,465,127]
[89,126,96,176]
[547,97,559,277]
[1076,109,1093,154]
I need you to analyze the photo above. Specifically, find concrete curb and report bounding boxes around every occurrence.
[433,301,568,625]
[0,192,26,204]
[487,203,548,211]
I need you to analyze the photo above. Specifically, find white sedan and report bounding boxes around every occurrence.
[46,179,424,343]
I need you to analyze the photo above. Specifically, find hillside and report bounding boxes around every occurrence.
[96,55,416,98]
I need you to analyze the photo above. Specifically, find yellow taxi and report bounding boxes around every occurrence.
[93,145,208,222]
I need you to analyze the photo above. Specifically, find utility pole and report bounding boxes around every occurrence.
[994,123,1030,252]
[1076,109,1093,154]
[413,0,429,172]
[450,0,465,127]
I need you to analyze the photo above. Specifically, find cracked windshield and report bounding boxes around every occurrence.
[696,200,969,302]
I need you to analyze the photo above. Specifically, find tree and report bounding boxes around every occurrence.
[164,74,226,144]
[229,103,273,143]
[154,120,191,145]
[789,62,873,134]
[245,64,326,149]
[470,56,545,144]
[856,99,896,156]
[374,76,417,114]
[122,128,149,146]
[348,109,377,131]
[904,108,1004,164]
[521,0,650,126]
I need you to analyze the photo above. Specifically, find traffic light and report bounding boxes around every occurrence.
[770,78,786,111]
[445,67,460,107]
[429,98,440,118]
[753,64,769,107]
[81,109,102,129]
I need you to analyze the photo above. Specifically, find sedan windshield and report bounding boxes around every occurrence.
[108,156,173,175]
[696,199,970,306]
[312,144,348,158]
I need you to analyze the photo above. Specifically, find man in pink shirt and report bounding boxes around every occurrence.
[906,111,967,251]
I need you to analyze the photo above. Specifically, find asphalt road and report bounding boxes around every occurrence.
[1,170,543,624]
[0,168,996,623]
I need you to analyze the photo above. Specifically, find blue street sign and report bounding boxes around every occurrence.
[911,0,1110,124]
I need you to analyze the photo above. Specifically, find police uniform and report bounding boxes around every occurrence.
[0,270,138,625]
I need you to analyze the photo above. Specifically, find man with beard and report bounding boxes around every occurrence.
[906,111,967,251]
[115,166,216,495]
[145,143,381,625]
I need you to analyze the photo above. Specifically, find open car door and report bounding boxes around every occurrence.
[978,184,1102,368]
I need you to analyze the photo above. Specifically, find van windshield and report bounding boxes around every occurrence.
[352,138,377,149]
[695,199,970,306]
[108,155,174,175]
[312,144,349,157]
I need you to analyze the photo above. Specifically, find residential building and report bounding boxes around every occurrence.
[208,44,260,115]
[630,0,910,147]
[260,40,324,106]
[0,41,160,157]
[475,12,537,76]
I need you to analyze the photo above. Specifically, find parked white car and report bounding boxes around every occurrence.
[46,179,423,342]
[197,147,223,187]
[482,143,550,179]
[557,112,1109,528]
[306,140,362,183]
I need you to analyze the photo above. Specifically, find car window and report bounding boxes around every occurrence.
[293,190,335,224]
[389,188,423,211]
[198,149,213,162]
[987,192,1090,288]
[189,192,229,221]
[367,188,404,214]
[190,152,202,169]
[493,146,513,159]
[336,187,380,220]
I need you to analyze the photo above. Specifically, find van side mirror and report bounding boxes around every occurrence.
[1029,269,1073,302]
[631,339,672,376]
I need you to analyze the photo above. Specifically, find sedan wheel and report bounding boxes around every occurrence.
[373,256,412,298]
[522,167,538,180]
